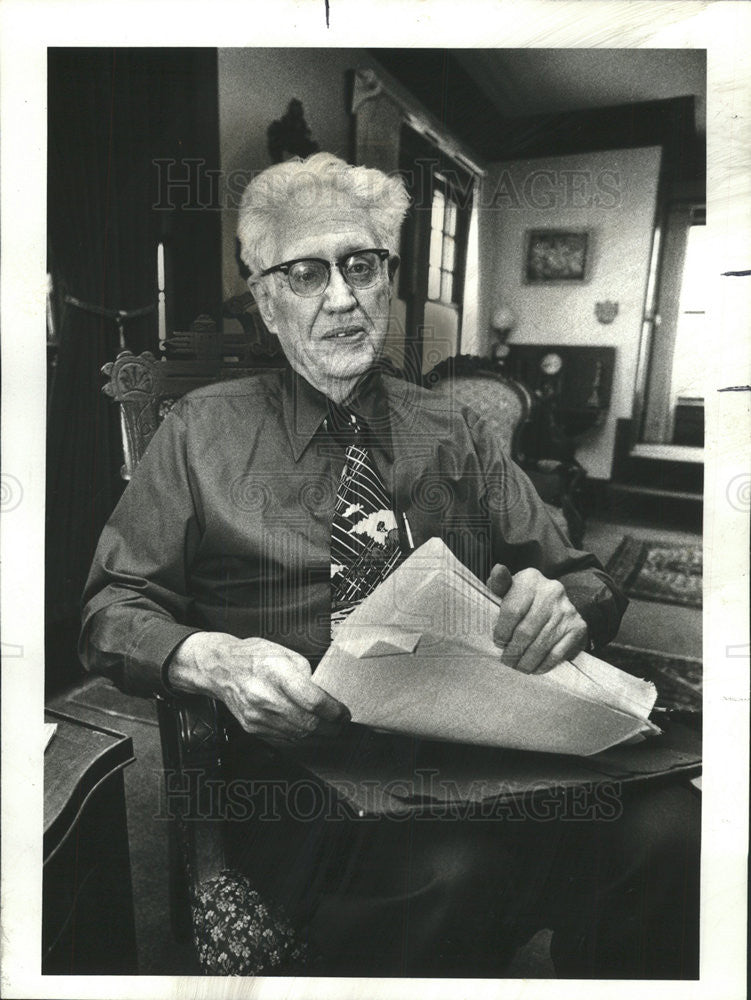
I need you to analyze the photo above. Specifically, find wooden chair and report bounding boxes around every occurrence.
[424,355,586,547]
[101,349,310,975]
[102,348,582,973]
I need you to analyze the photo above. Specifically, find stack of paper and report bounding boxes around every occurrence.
[314,538,659,756]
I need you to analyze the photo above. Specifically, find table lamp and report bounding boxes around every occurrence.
[491,303,516,361]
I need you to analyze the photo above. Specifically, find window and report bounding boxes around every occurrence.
[427,177,460,304]
[671,208,707,404]
[396,125,476,377]
[638,200,706,447]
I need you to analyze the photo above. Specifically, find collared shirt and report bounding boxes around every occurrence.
[79,368,627,696]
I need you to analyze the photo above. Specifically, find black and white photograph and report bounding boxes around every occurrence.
[1,2,749,998]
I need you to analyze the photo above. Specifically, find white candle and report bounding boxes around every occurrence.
[158,297,166,345]
[157,242,166,344]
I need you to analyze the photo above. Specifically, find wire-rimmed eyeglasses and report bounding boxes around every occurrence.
[259,248,390,298]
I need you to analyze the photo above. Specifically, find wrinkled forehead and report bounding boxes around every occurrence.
[264,204,379,267]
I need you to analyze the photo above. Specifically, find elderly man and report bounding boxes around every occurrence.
[81,153,699,978]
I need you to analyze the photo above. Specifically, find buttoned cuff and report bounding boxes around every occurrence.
[127,620,204,697]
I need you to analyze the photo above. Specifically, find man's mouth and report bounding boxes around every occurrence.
[322,326,366,340]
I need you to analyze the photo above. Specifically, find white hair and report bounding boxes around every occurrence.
[237,152,410,276]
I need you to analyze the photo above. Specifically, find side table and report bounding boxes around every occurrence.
[43,708,138,974]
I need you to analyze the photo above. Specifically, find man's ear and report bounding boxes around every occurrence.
[387,253,400,282]
[249,279,278,335]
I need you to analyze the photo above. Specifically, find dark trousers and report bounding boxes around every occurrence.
[225,745,700,979]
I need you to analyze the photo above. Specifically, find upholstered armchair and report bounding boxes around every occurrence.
[423,355,586,547]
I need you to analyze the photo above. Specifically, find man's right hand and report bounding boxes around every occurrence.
[167,632,350,742]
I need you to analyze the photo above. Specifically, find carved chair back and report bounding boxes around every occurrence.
[102,350,275,479]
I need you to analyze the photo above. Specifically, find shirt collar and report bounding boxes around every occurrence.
[283,366,394,462]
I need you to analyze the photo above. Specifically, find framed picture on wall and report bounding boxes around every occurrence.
[523,228,591,284]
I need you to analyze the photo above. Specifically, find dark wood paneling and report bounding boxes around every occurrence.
[46,49,223,691]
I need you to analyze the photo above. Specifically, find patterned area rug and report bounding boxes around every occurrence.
[602,643,702,712]
[606,535,702,608]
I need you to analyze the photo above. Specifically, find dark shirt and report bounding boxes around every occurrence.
[79,368,627,696]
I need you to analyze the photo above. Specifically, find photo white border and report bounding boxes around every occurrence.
[1,1,748,998]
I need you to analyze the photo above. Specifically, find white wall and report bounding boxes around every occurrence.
[479,146,662,479]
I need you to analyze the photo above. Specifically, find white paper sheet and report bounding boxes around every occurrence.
[314,538,659,756]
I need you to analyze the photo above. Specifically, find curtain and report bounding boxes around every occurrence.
[45,48,221,691]
[47,49,153,624]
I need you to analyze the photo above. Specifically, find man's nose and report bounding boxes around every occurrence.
[322,266,357,310]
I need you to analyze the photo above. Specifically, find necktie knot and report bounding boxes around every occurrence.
[325,403,361,443]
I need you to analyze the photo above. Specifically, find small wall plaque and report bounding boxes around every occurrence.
[595,300,619,324]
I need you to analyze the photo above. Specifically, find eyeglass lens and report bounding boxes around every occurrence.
[288,251,384,296]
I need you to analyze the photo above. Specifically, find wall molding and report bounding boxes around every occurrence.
[353,65,485,178]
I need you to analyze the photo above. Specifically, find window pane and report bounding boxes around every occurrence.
[445,200,457,236]
[431,191,445,233]
[442,235,455,272]
[428,265,441,300]
[672,222,708,401]
[429,226,443,269]
[440,269,453,302]
[678,224,709,313]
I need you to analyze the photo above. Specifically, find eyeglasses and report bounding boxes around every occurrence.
[260,248,390,298]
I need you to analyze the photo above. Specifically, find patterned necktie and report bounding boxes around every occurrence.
[327,406,404,637]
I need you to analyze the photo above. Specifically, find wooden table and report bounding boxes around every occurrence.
[43,708,138,974]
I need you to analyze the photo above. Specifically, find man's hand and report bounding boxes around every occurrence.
[486,565,588,674]
[167,632,350,741]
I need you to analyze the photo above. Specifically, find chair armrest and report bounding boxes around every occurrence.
[524,461,587,548]
[156,693,229,939]
[157,692,227,767]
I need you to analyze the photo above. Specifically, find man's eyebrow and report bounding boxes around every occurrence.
[283,246,378,264]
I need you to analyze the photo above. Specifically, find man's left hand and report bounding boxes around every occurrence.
[486,565,588,674]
